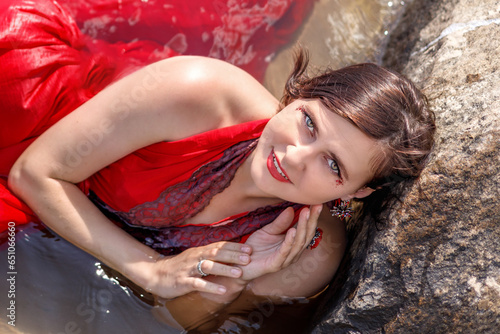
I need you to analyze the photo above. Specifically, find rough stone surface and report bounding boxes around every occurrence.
[310,0,500,332]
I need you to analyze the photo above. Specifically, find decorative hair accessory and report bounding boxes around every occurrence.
[329,199,353,220]
[308,227,323,250]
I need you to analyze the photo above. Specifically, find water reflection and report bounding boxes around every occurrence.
[0,222,322,333]
[0,222,178,333]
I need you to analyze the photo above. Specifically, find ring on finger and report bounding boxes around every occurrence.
[197,259,208,277]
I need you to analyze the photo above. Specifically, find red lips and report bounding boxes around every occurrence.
[267,149,291,183]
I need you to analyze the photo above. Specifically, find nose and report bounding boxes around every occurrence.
[284,143,314,171]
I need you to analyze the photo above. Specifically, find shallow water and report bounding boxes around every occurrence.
[0,222,321,333]
[1,222,174,333]
[264,0,409,96]
[0,1,408,333]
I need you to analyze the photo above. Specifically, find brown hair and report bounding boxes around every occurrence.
[281,49,436,225]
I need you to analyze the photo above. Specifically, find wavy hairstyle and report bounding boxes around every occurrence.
[280,49,436,225]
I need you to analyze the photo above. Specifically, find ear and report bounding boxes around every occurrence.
[345,186,376,200]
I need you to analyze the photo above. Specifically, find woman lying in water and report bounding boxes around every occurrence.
[1,3,435,332]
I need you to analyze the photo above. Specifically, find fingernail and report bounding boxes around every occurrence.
[231,268,241,276]
[241,245,251,253]
[305,209,310,220]
[218,286,227,294]
[240,255,249,263]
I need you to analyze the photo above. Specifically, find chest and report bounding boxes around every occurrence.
[181,174,280,226]
[181,184,243,226]
[88,120,269,218]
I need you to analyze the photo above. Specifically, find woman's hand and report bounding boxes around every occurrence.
[144,241,252,299]
[239,204,322,281]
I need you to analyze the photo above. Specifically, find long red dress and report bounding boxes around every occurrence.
[0,0,311,238]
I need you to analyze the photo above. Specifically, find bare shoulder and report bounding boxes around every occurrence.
[144,56,280,130]
[12,56,280,184]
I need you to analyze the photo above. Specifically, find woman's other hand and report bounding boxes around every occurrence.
[144,241,252,299]
[239,204,322,281]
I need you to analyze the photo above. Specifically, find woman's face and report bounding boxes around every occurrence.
[250,99,383,205]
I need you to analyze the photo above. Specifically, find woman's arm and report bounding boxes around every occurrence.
[8,56,277,298]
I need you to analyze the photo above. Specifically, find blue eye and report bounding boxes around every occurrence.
[327,157,340,175]
[300,109,314,133]
[298,106,342,178]
[305,114,314,131]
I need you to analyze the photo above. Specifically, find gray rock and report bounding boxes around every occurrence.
[311,0,500,332]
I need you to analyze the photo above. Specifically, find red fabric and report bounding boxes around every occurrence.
[56,0,315,82]
[0,0,314,233]
[86,122,306,255]
[0,179,37,224]
[0,0,149,174]
[87,120,267,214]
[86,125,305,255]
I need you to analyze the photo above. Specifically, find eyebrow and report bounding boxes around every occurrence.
[309,108,350,182]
